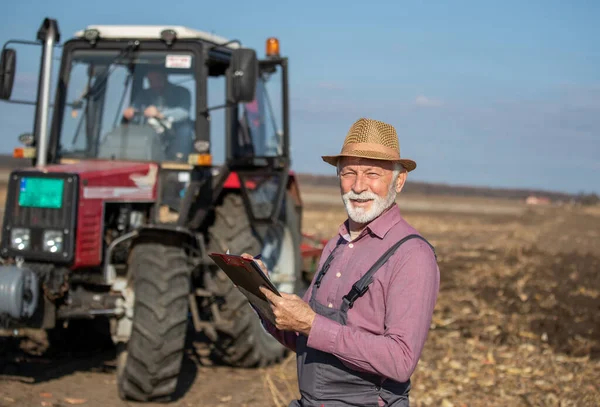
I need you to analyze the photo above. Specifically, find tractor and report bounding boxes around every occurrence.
[0,17,324,401]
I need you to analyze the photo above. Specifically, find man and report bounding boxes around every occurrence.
[122,67,193,161]
[243,117,440,406]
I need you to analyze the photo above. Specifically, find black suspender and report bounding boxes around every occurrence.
[314,237,344,288]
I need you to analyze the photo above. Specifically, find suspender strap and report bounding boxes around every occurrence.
[342,234,436,309]
[314,237,344,288]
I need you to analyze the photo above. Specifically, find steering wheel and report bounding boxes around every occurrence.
[128,109,148,126]
[134,109,174,134]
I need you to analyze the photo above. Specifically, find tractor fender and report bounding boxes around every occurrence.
[129,224,199,250]
[104,224,199,286]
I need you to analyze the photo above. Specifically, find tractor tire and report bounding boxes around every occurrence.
[116,242,191,402]
[205,192,302,367]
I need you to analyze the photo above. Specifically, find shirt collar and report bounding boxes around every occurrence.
[338,203,403,241]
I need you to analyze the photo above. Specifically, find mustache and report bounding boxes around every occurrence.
[342,190,379,200]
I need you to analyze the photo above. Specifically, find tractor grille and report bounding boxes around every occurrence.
[1,171,78,263]
[12,199,71,229]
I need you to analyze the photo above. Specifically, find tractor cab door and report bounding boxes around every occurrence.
[228,58,290,225]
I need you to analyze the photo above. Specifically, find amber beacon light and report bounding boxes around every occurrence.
[266,37,280,57]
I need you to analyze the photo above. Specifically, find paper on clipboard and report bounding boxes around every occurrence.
[208,252,281,326]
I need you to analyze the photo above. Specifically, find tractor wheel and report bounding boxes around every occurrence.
[205,192,302,367]
[116,241,191,402]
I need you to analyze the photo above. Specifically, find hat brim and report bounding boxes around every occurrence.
[321,151,417,172]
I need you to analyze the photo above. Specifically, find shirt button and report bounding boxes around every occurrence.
[336,272,341,278]
[328,303,333,308]
[348,243,354,248]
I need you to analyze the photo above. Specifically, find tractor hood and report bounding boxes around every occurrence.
[18,160,159,201]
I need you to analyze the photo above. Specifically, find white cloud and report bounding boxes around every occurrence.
[414,95,444,107]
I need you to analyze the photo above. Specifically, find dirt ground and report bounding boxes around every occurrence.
[1,189,599,407]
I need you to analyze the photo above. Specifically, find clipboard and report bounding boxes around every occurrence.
[208,252,281,325]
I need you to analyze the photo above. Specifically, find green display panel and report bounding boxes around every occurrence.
[18,177,65,209]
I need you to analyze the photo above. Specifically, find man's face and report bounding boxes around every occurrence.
[147,70,166,90]
[338,157,407,224]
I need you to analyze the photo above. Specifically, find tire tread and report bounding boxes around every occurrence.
[118,242,190,402]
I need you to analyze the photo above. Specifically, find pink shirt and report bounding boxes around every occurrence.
[264,203,440,385]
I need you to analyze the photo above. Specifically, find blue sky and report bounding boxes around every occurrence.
[0,0,598,194]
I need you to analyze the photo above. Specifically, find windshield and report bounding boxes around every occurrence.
[58,49,196,163]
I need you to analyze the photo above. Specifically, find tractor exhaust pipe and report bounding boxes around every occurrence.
[32,18,60,168]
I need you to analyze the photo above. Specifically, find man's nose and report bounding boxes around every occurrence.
[352,175,368,194]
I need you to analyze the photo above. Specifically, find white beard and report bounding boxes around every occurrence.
[341,183,399,225]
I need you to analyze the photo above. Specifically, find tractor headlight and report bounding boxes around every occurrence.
[43,230,63,253]
[10,228,31,251]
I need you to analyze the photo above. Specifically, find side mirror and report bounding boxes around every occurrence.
[0,48,16,100]
[228,48,257,103]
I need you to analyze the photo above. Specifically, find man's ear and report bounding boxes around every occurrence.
[395,170,407,193]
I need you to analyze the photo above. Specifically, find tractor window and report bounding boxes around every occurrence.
[58,50,197,163]
[59,56,133,154]
[208,74,227,166]
[239,64,284,158]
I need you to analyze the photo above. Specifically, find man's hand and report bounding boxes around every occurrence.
[259,287,316,337]
[240,252,316,336]
[144,105,164,119]
[123,107,136,120]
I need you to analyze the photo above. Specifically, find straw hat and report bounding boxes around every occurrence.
[321,118,417,172]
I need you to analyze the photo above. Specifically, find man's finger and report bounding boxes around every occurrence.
[261,287,275,299]
[260,286,276,301]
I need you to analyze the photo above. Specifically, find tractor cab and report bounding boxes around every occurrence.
[53,25,282,166]
[65,25,284,170]
[4,23,287,165]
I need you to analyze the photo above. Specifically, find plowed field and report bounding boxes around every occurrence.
[1,186,599,407]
